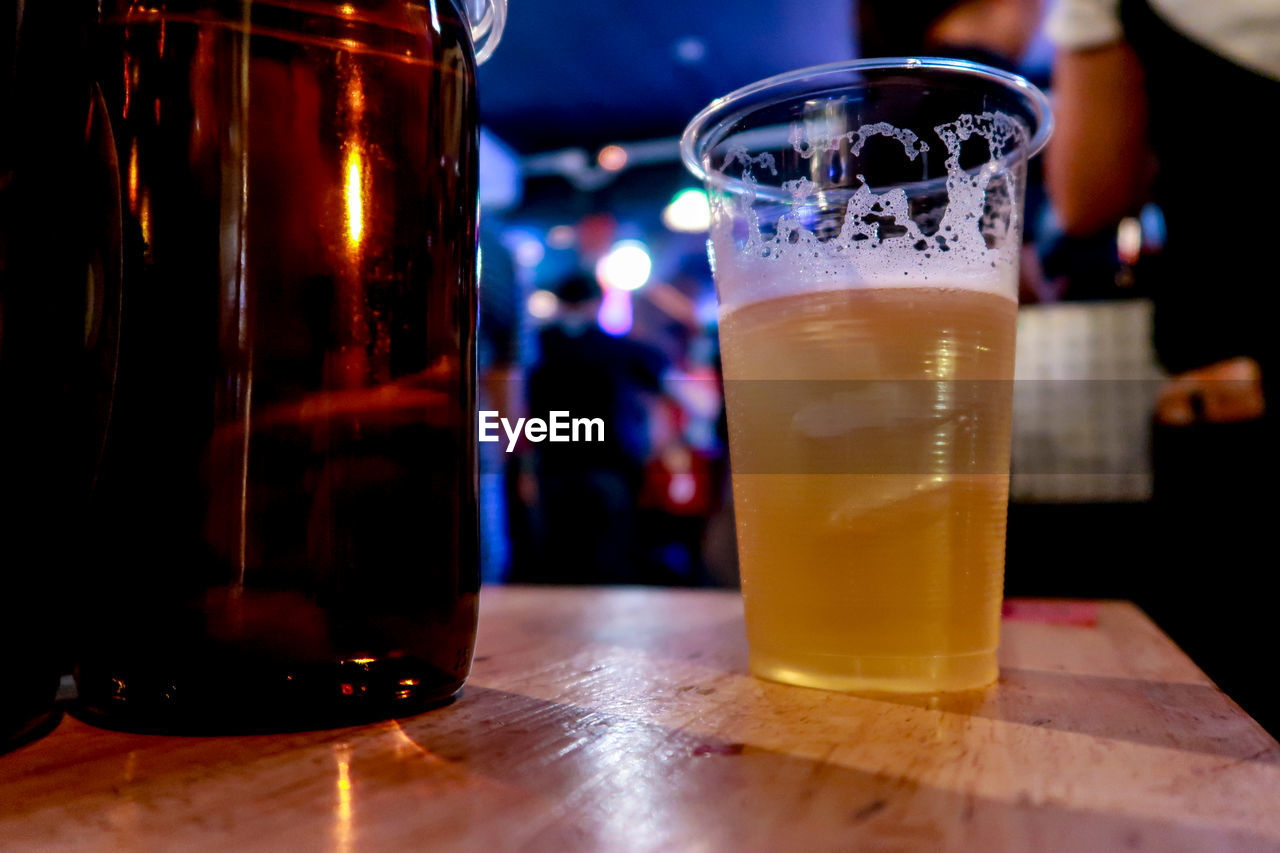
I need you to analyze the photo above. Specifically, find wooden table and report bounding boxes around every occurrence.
[2,587,1278,851]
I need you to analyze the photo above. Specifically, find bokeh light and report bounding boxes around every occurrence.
[595,239,652,291]
[661,188,711,233]
[527,289,558,319]
[513,235,545,268]
[597,288,633,336]
[546,224,577,249]
[596,145,628,172]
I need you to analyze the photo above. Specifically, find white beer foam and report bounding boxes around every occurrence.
[709,112,1025,309]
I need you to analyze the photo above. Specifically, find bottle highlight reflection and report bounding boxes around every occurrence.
[77,0,480,729]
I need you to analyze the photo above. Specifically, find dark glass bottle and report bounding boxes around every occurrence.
[1,0,105,750]
[75,0,482,731]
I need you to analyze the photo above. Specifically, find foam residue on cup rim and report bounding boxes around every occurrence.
[709,112,1027,309]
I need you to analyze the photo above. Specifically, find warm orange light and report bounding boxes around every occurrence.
[337,755,352,794]
[334,744,354,853]
[345,147,365,250]
[122,57,131,119]
[597,144,628,172]
[347,69,365,119]
[139,192,152,247]
[127,140,139,210]
[342,64,367,255]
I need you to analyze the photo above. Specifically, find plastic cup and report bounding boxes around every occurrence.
[682,58,1051,692]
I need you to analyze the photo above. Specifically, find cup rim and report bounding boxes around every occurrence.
[680,56,1054,189]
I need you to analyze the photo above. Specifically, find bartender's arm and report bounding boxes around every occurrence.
[1047,44,1152,234]
[1044,0,1264,422]
[1044,0,1153,235]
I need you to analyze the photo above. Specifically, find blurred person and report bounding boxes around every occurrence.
[1045,0,1278,731]
[858,0,1047,74]
[515,273,669,584]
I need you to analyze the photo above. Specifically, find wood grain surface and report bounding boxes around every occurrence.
[2,587,1278,851]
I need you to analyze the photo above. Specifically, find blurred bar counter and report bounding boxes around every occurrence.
[2,586,1277,850]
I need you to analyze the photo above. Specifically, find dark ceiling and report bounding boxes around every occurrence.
[476,0,857,153]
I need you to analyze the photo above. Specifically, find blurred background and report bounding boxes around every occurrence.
[472,0,1165,595]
